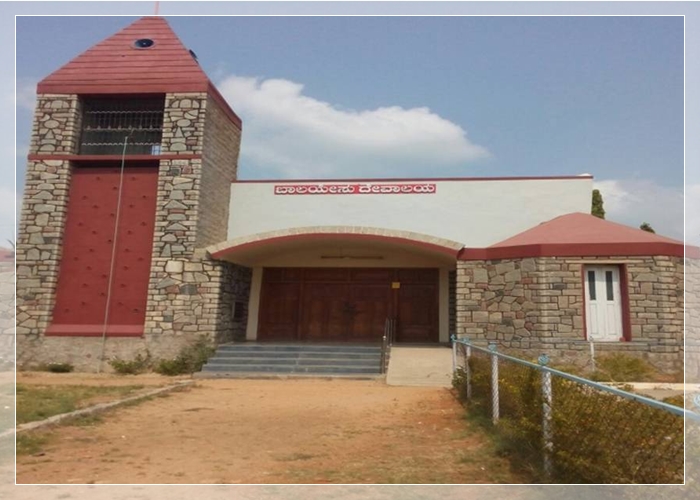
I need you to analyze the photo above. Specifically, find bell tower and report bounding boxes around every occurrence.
[16,17,245,369]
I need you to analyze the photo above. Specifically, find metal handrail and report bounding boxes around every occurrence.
[380,317,396,374]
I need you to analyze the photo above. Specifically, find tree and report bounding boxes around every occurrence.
[591,189,605,219]
[639,222,655,233]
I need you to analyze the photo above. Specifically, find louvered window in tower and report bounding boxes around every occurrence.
[79,96,165,155]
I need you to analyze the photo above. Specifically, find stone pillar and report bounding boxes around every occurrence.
[143,92,243,356]
[17,94,81,365]
[455,260,485,340]
[160,93,206,155]
[30,95,82,154]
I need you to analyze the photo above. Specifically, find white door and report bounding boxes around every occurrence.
[584,265,623,342]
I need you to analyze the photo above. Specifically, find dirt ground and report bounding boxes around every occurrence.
[15,377,525,484]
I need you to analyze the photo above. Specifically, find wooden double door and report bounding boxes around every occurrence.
[258,268,439,343]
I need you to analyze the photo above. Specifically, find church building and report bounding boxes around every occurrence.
[16,17,691,373]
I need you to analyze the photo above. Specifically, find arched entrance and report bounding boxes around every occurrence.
[207,226,463,344]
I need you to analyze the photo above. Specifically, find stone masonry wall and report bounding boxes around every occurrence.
[160,93,206,155]
[141,92,242,359]
[198,94,242,247]
[16,160,72,345]
[16,93,81,366]
[30,95,82,154]
[456,256,684,372]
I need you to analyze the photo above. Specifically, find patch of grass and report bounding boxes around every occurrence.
[62,413,103,427]
[16,432,52,456]
[663,395,685,408]
[590,354,654,382]
[549,363,586,377]
[16,383,144,424]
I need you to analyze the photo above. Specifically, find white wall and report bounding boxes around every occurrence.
[228,178,592,247]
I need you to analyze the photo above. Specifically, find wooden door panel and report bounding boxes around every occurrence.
[259,267,440,343]
[348,284,391,341]
[258,282,300,340]
[300,283,347,341]
[397,268,439,284]
[349,268,393,283]
[397,284,438,343]
[304,268,348,282]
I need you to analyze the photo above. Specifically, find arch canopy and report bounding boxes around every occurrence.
[206,226,465,267]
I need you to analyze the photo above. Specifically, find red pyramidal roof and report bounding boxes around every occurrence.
[460,212,694,260]
[37,17,241,127]
[38,17,208,94]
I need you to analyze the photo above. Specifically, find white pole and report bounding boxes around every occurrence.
[539,354,553,479]
[488,342,499,424]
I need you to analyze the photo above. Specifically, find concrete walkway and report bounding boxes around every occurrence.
[386,345,453,387]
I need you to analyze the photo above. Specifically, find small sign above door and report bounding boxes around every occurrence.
[391,282,401,289]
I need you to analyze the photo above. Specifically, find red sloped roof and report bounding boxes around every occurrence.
[492,212,682,247]
[38,17,208,94]
[36,16,241,128]
[459,212,694,260]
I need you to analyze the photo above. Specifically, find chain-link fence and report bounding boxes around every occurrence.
[452,337,696,484]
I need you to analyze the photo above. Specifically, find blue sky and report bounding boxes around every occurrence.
[13,10,689,240]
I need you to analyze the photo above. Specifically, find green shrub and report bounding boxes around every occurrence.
[154,337,214,376]
[154,358,191,376]
[590,354,653,382]
[108,352,152,375]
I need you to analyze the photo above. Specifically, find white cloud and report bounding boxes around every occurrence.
[593,179,685,241]
[217,75,490,178]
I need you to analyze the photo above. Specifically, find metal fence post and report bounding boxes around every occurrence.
[539,353,553,479]
[488,341,499,424]
[465,339,472,401]
[451,334,457,373]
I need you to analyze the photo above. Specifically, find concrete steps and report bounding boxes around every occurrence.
[199,343,384,377]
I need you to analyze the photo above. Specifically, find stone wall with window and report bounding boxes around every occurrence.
[455,255,684,372]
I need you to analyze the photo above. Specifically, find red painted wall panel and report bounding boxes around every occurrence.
[48,165,158,337]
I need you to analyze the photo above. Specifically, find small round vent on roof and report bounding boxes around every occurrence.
[133,38,155,49]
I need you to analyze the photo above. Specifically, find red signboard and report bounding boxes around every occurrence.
[274,183,437,195]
